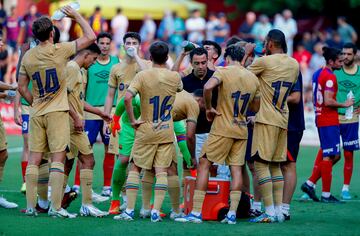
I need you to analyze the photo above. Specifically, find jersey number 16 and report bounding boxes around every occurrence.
[149,96,172,123]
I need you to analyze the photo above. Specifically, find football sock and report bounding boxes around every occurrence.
[141,170,154,210]
[251,201,262,211]
[343,150,353,186]
[65,185,71,193]
[153,172,168,211]
[125,171,140,211]
[103,152,115,187]
[111,159,127,201]
[38,198,49,209]
[254,161,274,216]
[229,190,241,212]
[321,160,332,194]
[270,163,284,210]
[26,165,39,208]
[37,163,49,201]
[74,160,81,186]
[308,149,322,184]
[0,166,3,183]
[80,169,93,205]
[322,192,331,198]
[21,161,28,183]
[177,135,191,166]
[281,203,290,215]
[49,162,64,210]
[192,190,206,214]
[342,184,349,192]
[62,175,69,196]
[168,175,180,213]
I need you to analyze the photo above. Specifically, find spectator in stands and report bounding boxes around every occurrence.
[89,6,107,35]
[326,31,343,49]
[157,10,175,42]
[3,6,21,53]
[19,4,41,43]
[170,12,186,56]
[186,9,206,44]
[238,11,256,43]
[302,32,315,53]
[274,9,297,56]
[0,2,6,31]
[294,42,312,86]
[337,16,357,43]
[111,8,129,49]
[251,14,272,46]
[206,12,219,41]
[54,17,71,42]
[213,12,230,46]
[307,42,326,85]
[140,13,157,58]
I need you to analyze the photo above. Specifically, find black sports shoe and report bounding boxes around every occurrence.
[320,195,343,203]
[301,183,319,202]
[61,190,78,209]
[283,213,290,221]
[249,209,263,217]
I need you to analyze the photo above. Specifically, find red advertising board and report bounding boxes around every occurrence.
[0,103,21,135]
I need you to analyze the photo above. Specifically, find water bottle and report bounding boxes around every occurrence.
[345,90,354,120]
[126,47,136,57]
[52,2,80,21]
[181,41,196,52]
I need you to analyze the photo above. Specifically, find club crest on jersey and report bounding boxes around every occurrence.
[79,91,84,100]
[119,83,129,91]
[326,80,334,88]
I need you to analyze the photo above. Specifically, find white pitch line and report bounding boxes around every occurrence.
[0,190,20,193]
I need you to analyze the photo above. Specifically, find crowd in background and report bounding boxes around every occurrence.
[0,3,359,108]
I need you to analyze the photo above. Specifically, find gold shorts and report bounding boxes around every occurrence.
[130,142,176,170]
[201,134,246,166]
[29,111,70,153]
[108,133,119,155]
[0,118,7,151]
[67,127,93,159]
[251,123,287,162]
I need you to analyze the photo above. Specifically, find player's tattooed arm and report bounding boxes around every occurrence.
[204,77,221,122]
[61,5,96,51]
[324,90,354,108]
[249,96,260,113]
[13,91,22,126]
[18,74,32,105]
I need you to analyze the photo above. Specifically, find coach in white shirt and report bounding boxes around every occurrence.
[274,9,297,56]
[111,8,129,49]
[186,9,206,44]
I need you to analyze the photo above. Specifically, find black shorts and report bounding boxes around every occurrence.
[245,126,253,162]
[287,131,303,162]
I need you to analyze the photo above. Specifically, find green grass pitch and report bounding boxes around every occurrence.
[0,135,359,236]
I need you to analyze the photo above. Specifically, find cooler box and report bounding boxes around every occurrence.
[184,176,230,221]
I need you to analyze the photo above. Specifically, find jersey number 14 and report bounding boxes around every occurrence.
[32,68,60,98]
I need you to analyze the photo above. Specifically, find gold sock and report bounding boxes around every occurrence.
[153,172,168,211]
[255,161,273,208]
[270,162,284,207]
[80,169,93,205]
[125,171,140,210]
[62,175,69,196]
[38,163,49,201]
[192,190,206,213]
[168,175,180,213]
[49,162,64,210]
[0,166,4,182]
[141,170,154,210]
[26,165,39,208]
[229,191,242,212]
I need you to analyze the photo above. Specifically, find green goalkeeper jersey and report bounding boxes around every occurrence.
[335,65,360,115]
[85,55,119,107]
[115,94,141,125]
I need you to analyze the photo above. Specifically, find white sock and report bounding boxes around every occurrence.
[227,210,236,217]
[38,198,49,209]
[191,211,201,217]
[281,203,290,215]
[151,209,160,215]
[122,195,128,203]
[322,192,331,198]
[252,201,262,211]
[265,205,275,217]
[65,185,71,193]
[125,208,134,213]
[342,185,349,191]
[306,180,315,187]
[275,205,282,216]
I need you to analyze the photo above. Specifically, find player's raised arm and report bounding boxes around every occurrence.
[61,5,96,51]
